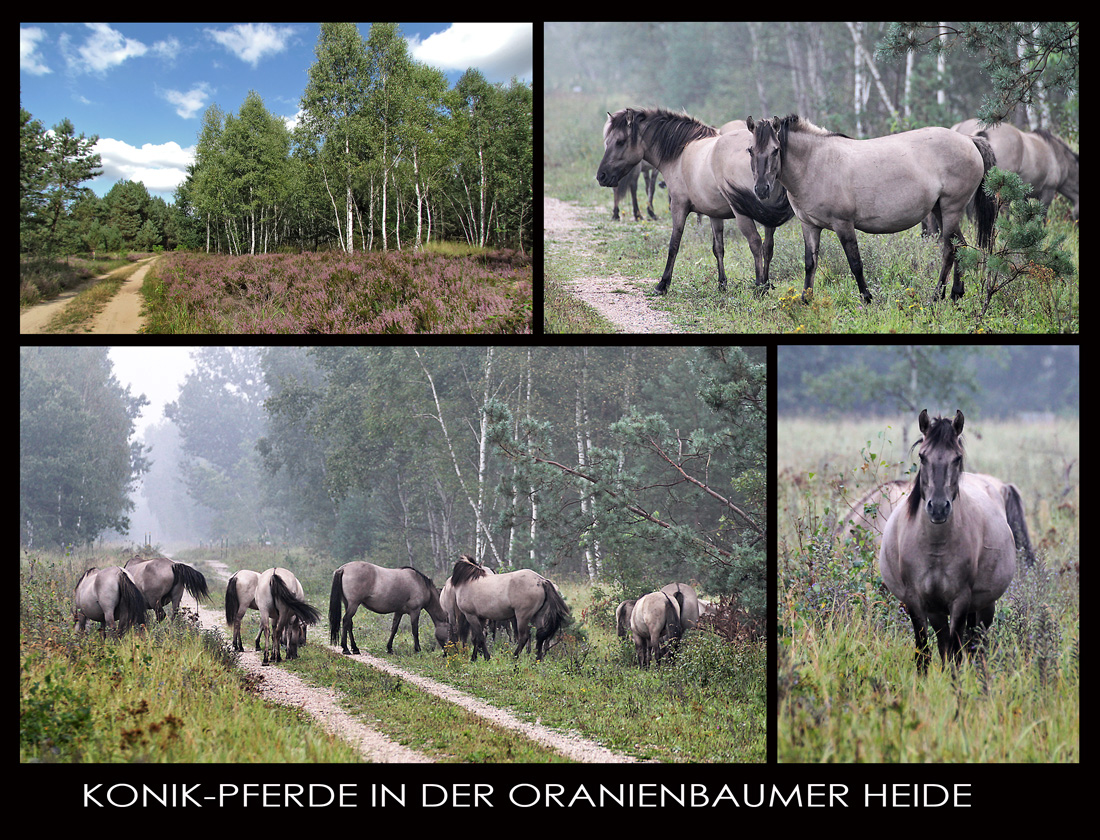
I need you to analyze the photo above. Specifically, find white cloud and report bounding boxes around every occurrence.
[20,26,52,75]
[59,23,179,75]
[205,23,297,67]
[160,83,214,119]
[409,23,532,83]
[94,137,196,196]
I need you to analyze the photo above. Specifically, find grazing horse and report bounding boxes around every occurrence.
[596,107,794,295]
[615,599,638,638]
[747,115,996,303]
[224,569,261,652]
[953,119,1079,220]
[124,555,209,621]
[450,555,571,661]
[879,410,1017,672]
[256,568,320,665]
[630,590,684,667]
[73,566,149,635]
[329,561,450,655]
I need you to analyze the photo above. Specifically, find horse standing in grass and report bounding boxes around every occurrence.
[879,410,1017,672]
[747,115,996,303]
[125,555,209,621]
[329,561,450,655]
[450,555,571,661]
[630,590,683,668]
[596,107,794,296]
[73,566,149,636]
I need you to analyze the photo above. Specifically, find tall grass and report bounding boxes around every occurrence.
[778,416,1080,762]
[20,550,361,763]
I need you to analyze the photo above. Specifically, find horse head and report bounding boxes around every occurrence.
[596,108,647,188]
[911,409,965,524]
[746,116,784,200]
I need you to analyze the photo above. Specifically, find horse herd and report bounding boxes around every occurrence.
[596,108,1078,304]
[73,552,670,668]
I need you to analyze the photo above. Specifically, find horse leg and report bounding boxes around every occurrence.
[944,231,967,302]
[340,602,360,655]
[386,612,403,654]
[654,201,691,295]
[929,612,952,669]
[834,223,873,304]
[800,222,822,303]
[261,617,271,665]
[513,622,532,659]
[734,213,768,291]
[906,605,932,674]
[709,216,727,291]
[409,610,422,653]
[469,619,490,662]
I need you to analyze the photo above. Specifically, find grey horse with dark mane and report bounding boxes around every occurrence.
[879,410,1016,672]
[329,561,450,655]
[450,555,571,661]
[596,107,794,296]
[747,115,996,303]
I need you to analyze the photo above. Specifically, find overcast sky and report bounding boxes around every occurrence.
[21,22,533,202]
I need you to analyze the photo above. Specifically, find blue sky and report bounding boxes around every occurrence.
[20,22,533,203]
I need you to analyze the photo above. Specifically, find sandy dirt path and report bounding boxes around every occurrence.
[20,256,158,335]
[545,196,682,333]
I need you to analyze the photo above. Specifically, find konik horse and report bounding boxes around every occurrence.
[597,107,794,295]
[879,410,1017,672]
[449,555,571,661]
[328,561,450,655]
[747,115,996,303]
[73,566,149,635]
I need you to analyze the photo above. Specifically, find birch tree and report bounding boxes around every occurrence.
[300,22,368,253]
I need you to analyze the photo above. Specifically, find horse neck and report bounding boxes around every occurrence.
[776,128,824,194]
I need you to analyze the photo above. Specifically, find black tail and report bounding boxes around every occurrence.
[665,592,684,644]
[174,562,210,601]
[534,581,572,641]
[225,576,240,625]
[328,568,345,645]
[723,183,796,228]
[970,135,997,251]
[271,573,321,626]
[118,574,150,634]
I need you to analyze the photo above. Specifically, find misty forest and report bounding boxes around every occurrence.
[19,346,766,614]
[20,23,533,258]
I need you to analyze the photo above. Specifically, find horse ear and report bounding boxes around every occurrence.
[918,409,930,434]
[746,116,755,131]
[953,410,964,435]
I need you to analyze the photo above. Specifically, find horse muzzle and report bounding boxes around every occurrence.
[596,168,620,188]
[926,498,952,524]
[754,183,771,200]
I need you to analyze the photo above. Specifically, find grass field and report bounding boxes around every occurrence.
[777,415,1079,761]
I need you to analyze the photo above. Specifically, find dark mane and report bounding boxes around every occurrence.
[906,415,965,517]
[609,107,717,164]
[451,556,486,587]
